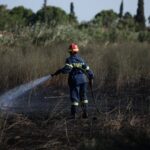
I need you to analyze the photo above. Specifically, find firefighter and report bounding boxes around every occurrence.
[51,43,94,119]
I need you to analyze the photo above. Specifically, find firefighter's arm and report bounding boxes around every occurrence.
[51,69,61,77]
[87,69,94,79]
[51,66,71,77]
[87,69,94,86]
[51,59,73,77]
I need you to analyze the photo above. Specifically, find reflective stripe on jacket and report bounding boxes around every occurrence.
[57,54,94,85]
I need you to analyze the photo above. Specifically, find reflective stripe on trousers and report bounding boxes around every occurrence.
[72,102,79,106]
[81,100,88,104]
[72,100,88,106]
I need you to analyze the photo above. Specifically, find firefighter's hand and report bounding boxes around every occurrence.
[51,73,56,77]
[51,72,58,77]
[51,70,60,77]
[51,73,55,77]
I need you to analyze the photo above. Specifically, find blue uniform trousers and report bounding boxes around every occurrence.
[69,83,88,116]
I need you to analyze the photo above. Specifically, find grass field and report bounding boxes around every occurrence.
[0,41,150,91]
[0,41,150,149]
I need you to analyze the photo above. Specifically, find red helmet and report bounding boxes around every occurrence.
[68,43,79,53]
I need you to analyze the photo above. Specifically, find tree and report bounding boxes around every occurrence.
[43,0,47,23]
[135,0,145,30]
[35,6,69,26]
[0,5,10,30]
[9,6,34,26]
[148,16,150,25]
[43,0,47,8]
[119,0,124,18]
[117,12,135,30]
[124,12,132,19]
[93,10,118,28]
[70,2,75,17]
[69,2,77,24]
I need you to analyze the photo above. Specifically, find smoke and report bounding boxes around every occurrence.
[0,75,51,108]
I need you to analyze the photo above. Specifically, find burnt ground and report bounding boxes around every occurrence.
[0,84,150,150]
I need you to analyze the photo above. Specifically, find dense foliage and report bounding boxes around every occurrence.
[0,3,150,46]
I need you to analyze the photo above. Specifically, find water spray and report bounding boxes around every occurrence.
[0,75,52,108]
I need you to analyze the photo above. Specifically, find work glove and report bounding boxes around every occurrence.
[51,73,55,77]
[87,70,94,80]
[51,70,60,77]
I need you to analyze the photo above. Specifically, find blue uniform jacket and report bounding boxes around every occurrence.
[54,54,94,86]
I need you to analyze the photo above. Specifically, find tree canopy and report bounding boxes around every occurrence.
[35,6,73,25]
[93,10,118,28]
[9,6,34,26]
[135,0,145,30]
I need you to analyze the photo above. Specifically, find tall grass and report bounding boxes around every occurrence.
[83,42,150,90]
[0,41,150,91]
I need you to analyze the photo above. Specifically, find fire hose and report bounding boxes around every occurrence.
[89,79,101,114]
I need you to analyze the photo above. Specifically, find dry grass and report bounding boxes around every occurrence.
[0,41,150,91]
[0,76,149,150]
[84,42,150,85]
[0,109,149,150]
